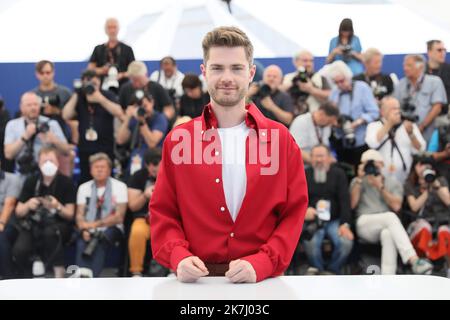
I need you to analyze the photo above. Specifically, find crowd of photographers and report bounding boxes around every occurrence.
[0,17,449,279]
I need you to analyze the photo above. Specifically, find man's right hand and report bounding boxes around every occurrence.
[305,207,317,221]
[82,230,91,242]
[23,123,37,141]
[357,163,365,178]
[176,256,209,283]
[27,198,41,211]
[125,105,137,119]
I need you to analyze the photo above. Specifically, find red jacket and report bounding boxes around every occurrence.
[150,102,308,282]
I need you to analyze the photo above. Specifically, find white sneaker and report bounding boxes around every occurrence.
[411,258,433,275]
[32,260,45,278]
[78,267,94,278]
[132,272,143,278]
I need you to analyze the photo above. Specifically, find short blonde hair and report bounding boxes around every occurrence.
[127,61,148,77]
[89,152,112,168]
[202,26,254,66]
[363,48,383,64]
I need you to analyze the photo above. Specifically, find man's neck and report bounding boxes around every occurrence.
[210,99,246,128]
[107,39,118,47]
[39,81,55,92]
[95,179,108,188]
[409,75,419,86]
[365,70,378,78]
[42,175,55,186]
[428,59,440,70]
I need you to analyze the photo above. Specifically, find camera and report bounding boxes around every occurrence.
[438,123,450,148]
[256,81,272,99]
[133,89,149,117]
[43,95,60,108]
[74,78,96,96]
[364,160,380,176]
[341,44,352,61]
[292,66,309,84]
[401,97,419,122]
[36,121,50,134]
[423,168,437,183]
[102,64,119,92]
[82,230,103,258]
[370,81,388,100]
[338,115,356,146]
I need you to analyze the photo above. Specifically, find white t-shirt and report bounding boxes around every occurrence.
[217,121,249,222]
[149,69,184,98]
[365,120,426,184]
[289,112,331,154]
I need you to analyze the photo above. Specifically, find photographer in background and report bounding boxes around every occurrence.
[404,157,450,278]
[0,161,22,279]
[88,18,135,91]
[290,102,339,165]
[365,96,426,185]
[127,148,161,277]
[32,60,72,140]
[150,56,185,105]
[75,153,127,278]
[179,73,210,119]
[116,89,168,176]
[248,65,294,126]
[326,18,364,75]
[426,40,450,115]
[13,146,76,278]
[301,145,353,275]
[4,92,71,177]
[353,48,395,102]
[394,54,447,143]
[328,62,379,167]
[62,70,124,184]
[281,50,331,114]
[350,149,433,275]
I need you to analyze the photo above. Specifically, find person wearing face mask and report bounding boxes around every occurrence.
[12,146,76,278]
[301,144,354,275]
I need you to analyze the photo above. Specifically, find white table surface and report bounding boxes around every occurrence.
[0,275,449,300]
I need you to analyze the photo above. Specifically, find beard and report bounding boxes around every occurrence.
[313,166,328,184]
[208,84,247,107]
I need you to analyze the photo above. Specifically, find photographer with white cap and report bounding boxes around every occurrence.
[350,149,433,275]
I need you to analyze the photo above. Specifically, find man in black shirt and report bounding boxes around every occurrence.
[88,18,135,90]
[127,148,162,277]
[13,146,76,278]
[302,144,354,275]
[426,40,450,114]
[119,61,175,122]
[353,48,394,102]
[62,70,124,183]
[179,73,210,119]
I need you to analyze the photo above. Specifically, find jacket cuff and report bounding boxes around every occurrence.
[170,246,194,271]
[241,252,274,282]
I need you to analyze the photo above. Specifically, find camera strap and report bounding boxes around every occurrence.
[406,75,425,102]
[376,120,407,171]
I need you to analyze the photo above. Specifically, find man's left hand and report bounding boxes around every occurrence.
[86,90,104,104]
[225,259,257,283]
[298,80,313,93]
[338,224,354,241]
[260,96,274,111]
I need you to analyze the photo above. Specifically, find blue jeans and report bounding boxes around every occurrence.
[302,219,353,274]
[75,227,123,277]
[0,223,18,279]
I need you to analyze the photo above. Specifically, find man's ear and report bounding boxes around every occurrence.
[200,63,206,78]
[249,64,256,83]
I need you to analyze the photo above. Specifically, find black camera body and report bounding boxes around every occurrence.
[401,98,419,122]
[43,95,60,108]
[82,230,103,258]
[364,160,380,176]
[292,67,309,84]
[256,82,272,99]
[338,115,356,146]
[438,124,450,148]
[74,79,96,96]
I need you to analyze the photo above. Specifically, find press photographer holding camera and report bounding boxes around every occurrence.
[353,48,395,102]
[365,96,426,184]
[62,70,124,183]
[328,62,379,167]
[4,92,71,176]
[426,40,450,115]
[301,145,354,275]
[150,56,185,105]
[350,149,433,275]
[88,18,135,91]
[394,54,447,143]
[75,153,127,278]
[13,146,76,278]
[404,156,450,278]
[116,88,168,176]
[281,50,331,115]
[248,65,294,126]
[127,148,161,277]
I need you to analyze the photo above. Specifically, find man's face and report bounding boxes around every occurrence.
[130,75,148,89]
[162,61,175,78]
[90,160,111,182]
[185,87,202,99]
[143,97,154,114]
[21,93,41,120]
[365,54,382,76]
[295,54,314,74]
[311,147,330,171]
[36,63,54,86]
[105,20,119,40]
[315,110,337,127]
[428,42,446,65]
[38,152,59,170]
[201,46,255,108]
[147,162,160,178]
[263,66,282,91]
[403,57,423,79]
[382,100,401,124]
[333,74,351,91]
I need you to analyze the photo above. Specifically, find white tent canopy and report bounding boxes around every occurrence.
[0,0,450,62]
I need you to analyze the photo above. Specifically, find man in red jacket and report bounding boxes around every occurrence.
[150,26,308,283]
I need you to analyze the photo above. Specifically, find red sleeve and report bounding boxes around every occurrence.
[241,135,308,282]
[149,136,193,271]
